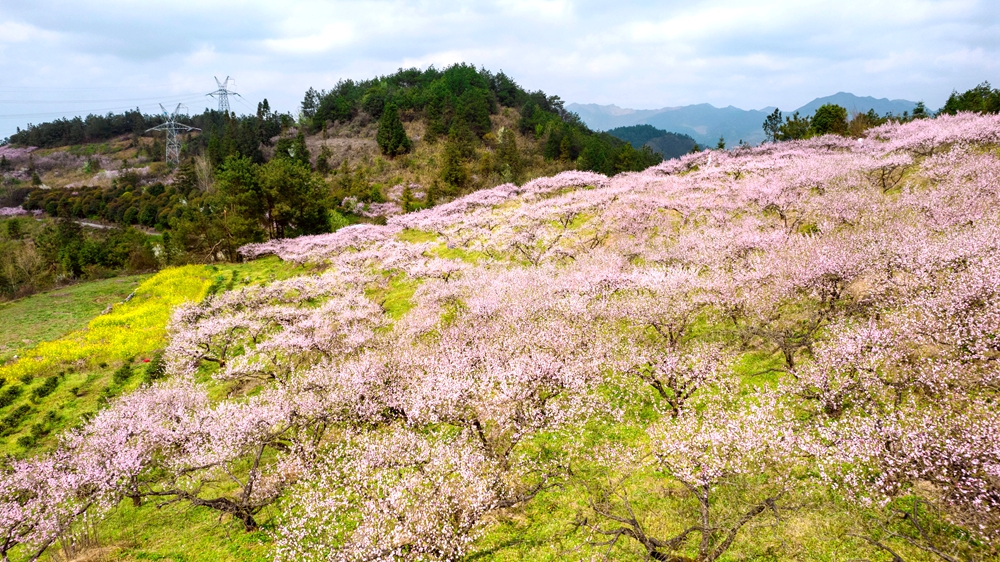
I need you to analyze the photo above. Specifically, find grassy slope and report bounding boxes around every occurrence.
[3,252,949,561]
[5,151,956,561]
[29,105,574,205]
[0,257,305,457]
[307,107,577,197]
[0,275,148,364]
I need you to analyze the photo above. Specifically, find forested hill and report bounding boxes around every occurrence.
[300,64,662,174]
[607,124,697,159]
[0,64,662,300]
[4,65,660,180]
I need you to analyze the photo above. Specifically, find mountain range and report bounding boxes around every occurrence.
[571,92,919,146]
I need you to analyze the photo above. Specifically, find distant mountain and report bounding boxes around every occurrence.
[607,125,696,160]
[646,134,698,160]
[570,104,668,132]
[794,92,918,118]
[570,93,919,147]
[641,104,774,146]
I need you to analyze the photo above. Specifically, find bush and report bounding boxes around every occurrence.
[112,360,134,386]
[30,376,59,401]
[811,104,849,136]
[0,405,33,436]
[143,352,167,384]
[0,386,22,409]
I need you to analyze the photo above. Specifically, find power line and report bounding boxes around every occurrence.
[0,96,210,120]
[207,76,241,114]
[0,94,204,104]
[0,83,189,92]
[146,103,201,166]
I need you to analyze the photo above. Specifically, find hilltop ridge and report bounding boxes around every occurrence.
[569,91,918,145]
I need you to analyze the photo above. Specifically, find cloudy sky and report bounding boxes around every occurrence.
[0,0,996,138]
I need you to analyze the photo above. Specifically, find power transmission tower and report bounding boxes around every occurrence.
[207,76,240,114]
[146,103,200,166]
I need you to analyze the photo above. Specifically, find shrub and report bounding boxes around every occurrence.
[30,376,59,401]
[143,352,167,384]
[0,386,22,409]
[0,405,33,435]
[112,361,134,386]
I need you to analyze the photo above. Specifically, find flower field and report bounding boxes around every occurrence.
[0,266,213,383]
[4,113,1000,561]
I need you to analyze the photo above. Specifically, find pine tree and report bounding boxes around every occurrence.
[497,127,521,184]
[315,145,332,175]
[401,185,414,213]
[425,181,438,207]
[440,131,468,192]
[376,103,412,157]
[763,109,782,143]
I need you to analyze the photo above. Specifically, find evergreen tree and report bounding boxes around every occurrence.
[448,118,477,158]
[257,158,330,239]
[425,181,438,207]
[716,136,726,150]
[440,130,469,192]
[497,127,521,184]
[174,161,199,196]
[941,82,1000,115]
[777,112,811,141]
[315,145,333,175]
[518,99,545,136]
[257,99,271,119]
[401,185,414,213]
[275,132,311,169]
[362,86,387,119]
[376,102,412,157]
[458,88,493,138]
[763,109,782,143]
[301,87,320,123]
[214,156,266,258]
[810,104,848,136]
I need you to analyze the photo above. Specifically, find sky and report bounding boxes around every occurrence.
[0,0,997,139]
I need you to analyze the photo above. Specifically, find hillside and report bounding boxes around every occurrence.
[569,92,919,145]
[606,124,696,159]
[0,65,660,301]
[0,112,998,561]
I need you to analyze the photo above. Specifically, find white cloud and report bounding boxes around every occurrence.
[262,22,355,54]
[0,0,997,138]
[498,0,572,19]
[0,21,57,43]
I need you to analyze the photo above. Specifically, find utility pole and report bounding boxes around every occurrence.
[207,76,240,114]
[146,103,199,166]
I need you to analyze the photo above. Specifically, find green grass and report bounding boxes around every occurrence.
[0,250,952,560]
[0,256,306,456]
[366,273,419,320]
[0,275,148,364]
[95,500,275,562]
[396,228,440,244]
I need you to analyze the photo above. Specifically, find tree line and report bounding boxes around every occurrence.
[762,81,1000,142]
[2,64,661,272]
[302,63,660,179]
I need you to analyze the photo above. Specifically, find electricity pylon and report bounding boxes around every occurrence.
[146,103,200,166]
[207,76,240,114]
